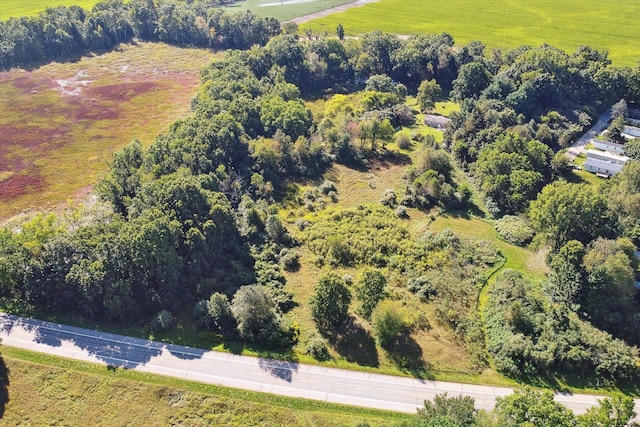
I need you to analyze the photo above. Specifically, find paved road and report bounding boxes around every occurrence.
[0,313,638,420]
[567,109,611,160]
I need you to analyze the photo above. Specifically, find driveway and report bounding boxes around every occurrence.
[566,109,611,160]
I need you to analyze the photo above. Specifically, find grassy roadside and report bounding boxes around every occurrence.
[0,346,410,426]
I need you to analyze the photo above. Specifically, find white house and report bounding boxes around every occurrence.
[593,138,625,154]
[583,149,629,177]
[623,125,640,138]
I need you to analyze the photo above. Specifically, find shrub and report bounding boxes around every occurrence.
[494,215,535,246]
[150,309,174,332]
[305,333,331,360]
[380,189,397,207]
[396,134,411,150]
[295,219,310,230]
[407,276,436,301]
[327,190,338,203]
[280,248,300,272]
[319,180,337,195]
[395,205,409,218]
[371,301,406,347]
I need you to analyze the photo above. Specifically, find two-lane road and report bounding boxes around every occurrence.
[0,313,638,420]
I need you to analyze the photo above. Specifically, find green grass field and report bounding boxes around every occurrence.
[0,0,101,20]
[0,347,408,426]
[223,0,356,22]
[302,0,640,66]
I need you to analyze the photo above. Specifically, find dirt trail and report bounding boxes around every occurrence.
[286,0,379,24]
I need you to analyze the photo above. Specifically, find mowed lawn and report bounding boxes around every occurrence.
[0,0,102,19]
[302,0,640,66]
[0,43,216,220]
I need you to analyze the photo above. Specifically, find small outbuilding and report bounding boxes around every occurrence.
[424,114,450,129]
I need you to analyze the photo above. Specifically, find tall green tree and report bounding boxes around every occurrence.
[451,61,492,100]
[495,387,576,427]
[528,181,610,249]
[417,79,442,112]
[310,272,351,331]
[416,393,477,427]
[576,396,637,427]
[355,268,387,319]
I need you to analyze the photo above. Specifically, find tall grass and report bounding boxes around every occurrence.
[0,347,408,425]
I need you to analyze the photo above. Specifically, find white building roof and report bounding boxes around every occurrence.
[585,149,629,164]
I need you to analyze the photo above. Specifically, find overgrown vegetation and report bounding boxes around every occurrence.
[1,1,640,413]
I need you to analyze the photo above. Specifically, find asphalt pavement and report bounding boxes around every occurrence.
[0,313,638,421]
[566,109,612,160]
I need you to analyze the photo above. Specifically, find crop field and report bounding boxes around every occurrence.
[0,0,101,20]
[302,0,640,66]
[0,42,216,220]
[223,0,356,22]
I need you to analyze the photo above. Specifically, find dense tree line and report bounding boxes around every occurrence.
[0,0,279,70]
[485,269,638,382]
[397,388,638,427]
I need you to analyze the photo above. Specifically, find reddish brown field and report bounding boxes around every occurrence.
[0,43,216,220]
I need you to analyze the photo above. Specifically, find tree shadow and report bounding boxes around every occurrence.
[1,314,163,369]
[437,203,486,220]
[166,344,206,360]
[0,354,8,418]
[327,317,379,368]
[258,357,299,382]
[374,150,412,167]
[221,340,246,355]
[384,331,433,379]
[512,368,640,396]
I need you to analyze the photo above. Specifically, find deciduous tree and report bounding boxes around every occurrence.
[310,272,351,331]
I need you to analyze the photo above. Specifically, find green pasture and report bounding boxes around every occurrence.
[0,0,101,20]
[302,0,640,66]
[223,0,355,22]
